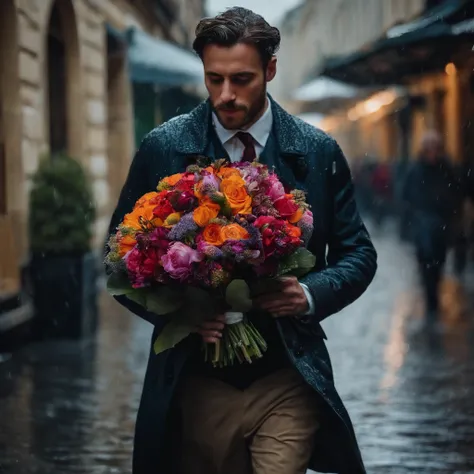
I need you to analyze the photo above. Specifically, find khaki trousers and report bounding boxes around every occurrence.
[172,368,320,474]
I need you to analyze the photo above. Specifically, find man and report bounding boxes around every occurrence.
[107,7,377,474]
[402,130,467,324]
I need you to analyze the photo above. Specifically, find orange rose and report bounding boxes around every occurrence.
[286,224,302,239]
[163,173,183,187]
[289,208,304,224]
[118,234,137,257]
[194,181,204,200]
[221,223,249,241]
[217,167,241,179]
[203,223,225,246]
[220,175,252,215]
[134,192,159,209]
[193,202,220,227]
[123,203,162,231]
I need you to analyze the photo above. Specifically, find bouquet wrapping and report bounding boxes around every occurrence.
[105,158,315,367]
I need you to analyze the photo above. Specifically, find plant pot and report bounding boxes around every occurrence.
[30,251,98,340]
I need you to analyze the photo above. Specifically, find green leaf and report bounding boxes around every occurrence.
[146,287,183,315]
[225,279,252,312]
[153,318,195,354]
[126,289,148,307]
[277,248,316,277]
[106,273,135,295]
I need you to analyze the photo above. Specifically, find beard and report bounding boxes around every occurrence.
[212,87,267,130]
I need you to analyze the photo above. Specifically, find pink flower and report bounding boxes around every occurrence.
[267,180,285,202]
[161,242,203,282]
[300,210,313,227]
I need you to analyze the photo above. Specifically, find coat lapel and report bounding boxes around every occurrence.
[264,97,310,188]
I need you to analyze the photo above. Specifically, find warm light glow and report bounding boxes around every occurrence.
[346,89,399,121]
[445,62,456,76]
[347,109,359,121]
[320,116,342,132]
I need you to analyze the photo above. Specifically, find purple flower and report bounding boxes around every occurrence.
[161,242,203,282]
[222,240,247,259]
[198,238,224,260]
[298,210,314,244]
[201,173,220,192]
[168,213,198,241]
[241,165,260,183]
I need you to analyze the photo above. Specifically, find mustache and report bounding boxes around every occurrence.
[215,103,247,112]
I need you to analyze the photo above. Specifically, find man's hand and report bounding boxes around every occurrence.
[252,276,309,318]
[195,314,225,343]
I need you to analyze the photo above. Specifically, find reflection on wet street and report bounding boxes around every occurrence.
[1,222,474,474]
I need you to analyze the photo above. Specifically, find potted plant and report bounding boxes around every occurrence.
[29,153,97,339]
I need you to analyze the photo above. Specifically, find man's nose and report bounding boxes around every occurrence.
[220,81,236,103]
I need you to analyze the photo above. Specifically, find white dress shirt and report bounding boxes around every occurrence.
[212,99,315,316]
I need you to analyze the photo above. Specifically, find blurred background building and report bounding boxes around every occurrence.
[272,0,474,167]
[272,0,474,235]
[0,0,205,333]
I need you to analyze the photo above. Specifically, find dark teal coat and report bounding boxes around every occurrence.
[107,97,377,474]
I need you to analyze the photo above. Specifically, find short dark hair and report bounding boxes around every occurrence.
[193,7,281,68]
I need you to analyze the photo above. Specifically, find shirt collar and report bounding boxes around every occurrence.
[212,98,273,147]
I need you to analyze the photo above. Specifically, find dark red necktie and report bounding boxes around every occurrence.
[235,132,257,162]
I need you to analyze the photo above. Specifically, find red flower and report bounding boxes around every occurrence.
[254,216,287,258]
[170,190,197,211]
[153,202,174,220]
[126,246,164,288]
[148,227,171,255]
[274,196,299,218]
[175,173,196,193]
[254,216,274,228]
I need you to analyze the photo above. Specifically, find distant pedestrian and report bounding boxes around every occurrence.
[402,130,466,323]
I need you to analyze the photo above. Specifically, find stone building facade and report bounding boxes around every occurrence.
[271,0,472,168]
[0,0,205,298]
[270,0,425,109]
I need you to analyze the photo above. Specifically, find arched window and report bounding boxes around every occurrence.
[45,0,82,159]
[47,1,67,155]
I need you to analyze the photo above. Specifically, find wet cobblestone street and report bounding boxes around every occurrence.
[1,223,474,474]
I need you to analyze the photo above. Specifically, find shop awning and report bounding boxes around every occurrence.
[319,1,474,86]
[292,77,360,102]
[291,77,373,113]
[386,0,468,38]
[126,28,204,86]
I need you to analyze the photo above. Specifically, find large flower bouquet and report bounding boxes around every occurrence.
[105,158,315,367]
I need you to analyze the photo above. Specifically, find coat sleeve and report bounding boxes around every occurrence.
[299,137,377,323]
[105,132,166,328]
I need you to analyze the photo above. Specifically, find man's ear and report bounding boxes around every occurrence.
[266,56,277,82]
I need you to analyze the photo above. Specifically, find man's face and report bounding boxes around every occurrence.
[202,43,276,130]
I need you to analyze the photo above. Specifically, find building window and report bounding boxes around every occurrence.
[47,2,68,156]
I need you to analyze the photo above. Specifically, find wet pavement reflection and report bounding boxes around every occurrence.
[1,222,474,473]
